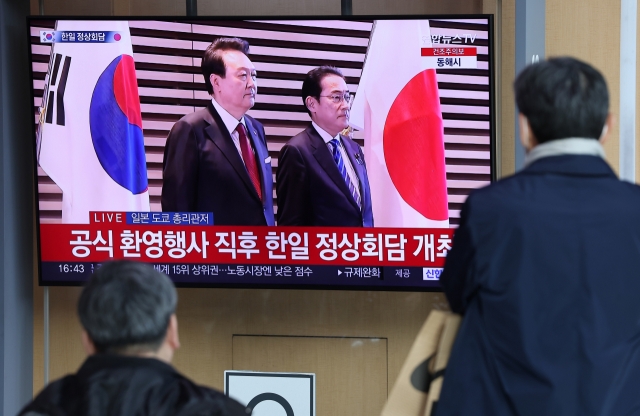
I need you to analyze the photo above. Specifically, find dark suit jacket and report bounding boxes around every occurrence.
[276,125,373,227]
[437,155,640,416]
[19,354,249,416]
[162,102,274,226]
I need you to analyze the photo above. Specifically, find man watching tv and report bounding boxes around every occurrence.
[436,57,640,415]
[19,260,250,416]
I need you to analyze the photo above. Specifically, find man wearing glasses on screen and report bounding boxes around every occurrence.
[162,37,274,226]
[276,66,374,227]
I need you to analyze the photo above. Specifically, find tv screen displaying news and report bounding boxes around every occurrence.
[29,16,494,290]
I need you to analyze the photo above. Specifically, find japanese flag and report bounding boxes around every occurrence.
[350,20,449,228]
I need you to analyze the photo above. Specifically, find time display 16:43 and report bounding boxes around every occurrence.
[58,264,85,273]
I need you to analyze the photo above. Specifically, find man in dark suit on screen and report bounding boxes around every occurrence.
[436,57,640,415]
[162,37,274,226]
[276,66,373,227]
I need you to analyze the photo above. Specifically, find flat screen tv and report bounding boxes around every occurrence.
[28,15,495,290]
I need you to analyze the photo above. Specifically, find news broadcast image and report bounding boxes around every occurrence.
[29,18,493,289]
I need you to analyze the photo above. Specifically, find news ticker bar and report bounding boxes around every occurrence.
[41,262,443,289]
[40,223,454,267]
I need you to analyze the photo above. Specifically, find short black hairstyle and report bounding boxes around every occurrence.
[301,66,346,116]
[77,260,177,354]
[202,37,250,95]
[514,57,609,144]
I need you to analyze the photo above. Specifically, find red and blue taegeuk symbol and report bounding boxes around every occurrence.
[89,55,147,194]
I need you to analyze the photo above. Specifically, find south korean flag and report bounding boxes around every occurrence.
[37,20,150,224]
[36,50,71,163]
[40,31,56,43]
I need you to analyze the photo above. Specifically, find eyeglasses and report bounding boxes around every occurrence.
[320,93,352,104]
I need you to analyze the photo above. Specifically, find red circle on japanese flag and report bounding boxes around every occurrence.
[383,69,449,220]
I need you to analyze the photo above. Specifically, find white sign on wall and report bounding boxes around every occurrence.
[225,371,316,416]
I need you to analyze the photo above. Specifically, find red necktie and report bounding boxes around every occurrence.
[236,123,262,201]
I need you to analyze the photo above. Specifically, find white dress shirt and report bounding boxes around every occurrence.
[312,121,361,201]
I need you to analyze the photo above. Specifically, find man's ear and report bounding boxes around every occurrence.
[154,314,180,364]
[210,74,221,94]
[166,314,180,352]
[518,113,537,151]
[81,330,96,356]
[305,97,316,116]
[599,113,614,144]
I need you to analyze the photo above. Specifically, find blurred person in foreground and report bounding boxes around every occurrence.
[436,57,640,415]
[19,261,250,416]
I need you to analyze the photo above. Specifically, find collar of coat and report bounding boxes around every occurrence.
[524,137,605,167]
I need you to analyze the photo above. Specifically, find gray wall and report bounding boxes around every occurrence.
[514,0,545,170]
[1,0,34,413]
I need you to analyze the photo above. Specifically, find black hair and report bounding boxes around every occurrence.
[301,66,346,116]
[514,57,609,143]
[202,37,250,95]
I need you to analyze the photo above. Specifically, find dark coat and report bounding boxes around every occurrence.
[276,125,374,227]
[161,103,274,226]
[437,155,640,415]
[19,354,250,416]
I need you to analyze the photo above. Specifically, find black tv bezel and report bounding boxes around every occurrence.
[27,14,496,291]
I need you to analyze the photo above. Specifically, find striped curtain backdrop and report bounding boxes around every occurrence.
[29,18,492,226]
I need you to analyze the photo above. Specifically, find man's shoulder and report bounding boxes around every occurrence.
[19,363,250,416]
[131,364,248,415]
[464,161,640,219]
[459,174,518,209]
[186,384,250,415]
[169,376,250,416]
[18,374,79,416]
[283,126,313,149]
[479,162,640,194]
[176,106,213,128]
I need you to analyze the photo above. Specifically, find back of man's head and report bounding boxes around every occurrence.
[514,57,609,144]
[77,260,177,355]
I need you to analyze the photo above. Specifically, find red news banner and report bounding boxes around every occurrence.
[40,212,455,267]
